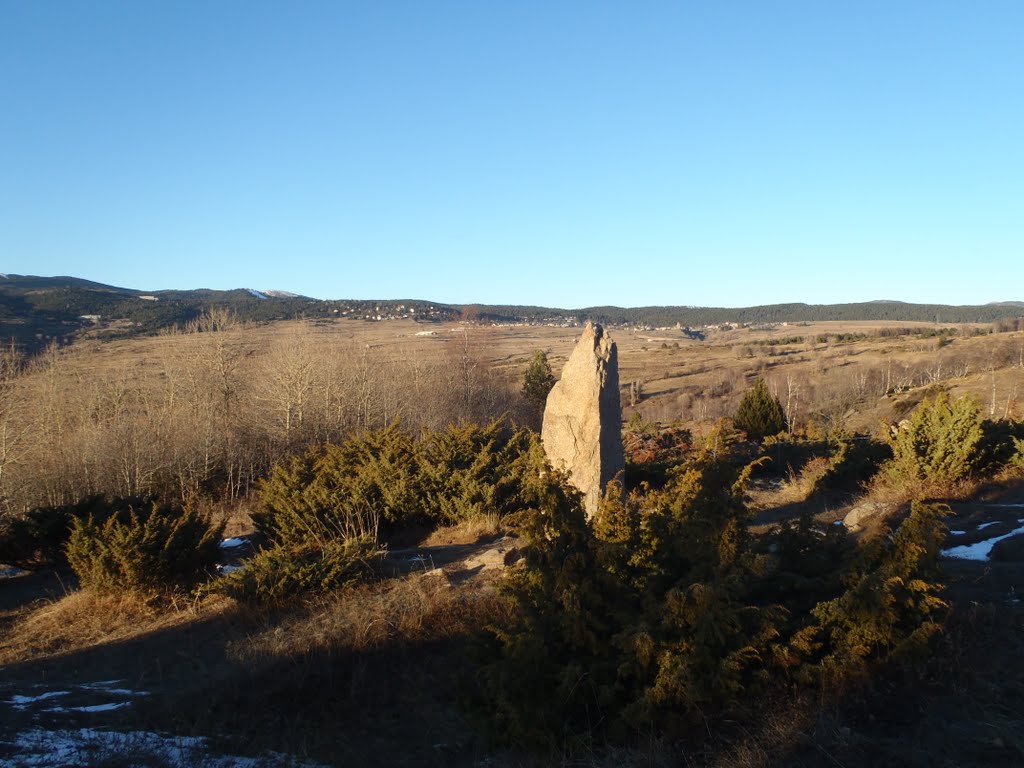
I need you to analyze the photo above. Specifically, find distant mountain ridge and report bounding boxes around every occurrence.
[0,274,1021,351]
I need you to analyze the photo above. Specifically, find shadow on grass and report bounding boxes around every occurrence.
[0,579,499,768]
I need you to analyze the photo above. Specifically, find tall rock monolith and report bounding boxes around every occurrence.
[541,322,625,518]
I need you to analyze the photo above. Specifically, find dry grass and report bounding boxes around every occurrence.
[0,588,231,665]
[231,569,509,663]
[419,512,505,547]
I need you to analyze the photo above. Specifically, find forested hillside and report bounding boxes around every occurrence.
[2,274,1021,353]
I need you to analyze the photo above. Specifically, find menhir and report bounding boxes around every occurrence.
[541,321,625,518]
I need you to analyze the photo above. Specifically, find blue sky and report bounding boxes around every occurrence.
[2,1,1021,308]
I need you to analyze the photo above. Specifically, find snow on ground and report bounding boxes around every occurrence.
[949,530,966,535]
[942,520,1024,561]
[76,680,123,689]
[219,537,247,549]
[0,566,30,579]
[46,702,132,713]
[0,728,325,768]
[6,692,71,709]
[246,289,269,300]
[5,681,150,714]
[216,564,243,574]
[976,521,1001,530]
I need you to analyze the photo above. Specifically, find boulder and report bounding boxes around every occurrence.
[843,502,891,531]
[541,322,625,517]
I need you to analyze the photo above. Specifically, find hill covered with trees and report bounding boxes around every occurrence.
[2,273,1021,351]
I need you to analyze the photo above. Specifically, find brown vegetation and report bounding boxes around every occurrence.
[1,315,1023,767]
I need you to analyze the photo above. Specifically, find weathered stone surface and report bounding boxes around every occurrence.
[541,322,625,518]
[843,502,891,531]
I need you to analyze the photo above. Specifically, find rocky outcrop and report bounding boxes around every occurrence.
[541,322,625,518]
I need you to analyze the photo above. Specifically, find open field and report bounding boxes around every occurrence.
[218,316,1022,435]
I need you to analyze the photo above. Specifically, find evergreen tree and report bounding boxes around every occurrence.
[521,350,556,408]
[733,378,786,441]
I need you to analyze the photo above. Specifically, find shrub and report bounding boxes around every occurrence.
[883,394,989,496]
[253,424,423,547]
[66,500,223,595]
[790,501,950,684]
[255,421,536,548]
[419,420,533,525]
[794,437,890,498]
[216,536,383,607]
[889,393,984,482]
[733,378,786,442]
[481,428,776,746]
[0,495,154,570]
[1012,437,1024,471]
[478,429,951,750]
[521,349,556,407]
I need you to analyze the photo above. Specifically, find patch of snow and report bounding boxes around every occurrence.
[219,537,246,549]
[942,523,1024,561]
[976,521,1001,530]
[263,289,299,298]
[246,289,269,300]
[77,684,148,697]
[217,564,243,574]
[948,530,966,536]
[0,566,31,579]
[986,503,1024,508]
[0,727,326,768]
[67,702,132,713]
[6,691,71,708]
[77,679,123,689]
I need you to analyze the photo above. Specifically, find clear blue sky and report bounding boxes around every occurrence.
[2,1,1021,308]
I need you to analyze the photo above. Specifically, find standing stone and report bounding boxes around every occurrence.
[541,322,625,518]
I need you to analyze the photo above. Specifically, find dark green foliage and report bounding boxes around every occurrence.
[65,500,224,594]
[881,394,1022,495]
[480,429,951,750]
[976,417,1024,474]
[733,378,786,442]
[253,424,422,547]
[254,420,536,548]
[886,394,985,487]
[419,421,533,524]
[755,508,850,623]
[790,502,949,682]
[789,436,890,498]
[478,442,616,748]
[520,350,556,407]
[1012,437,1024,470]
[245,421,541,606]
[815,437,890,492]
[482,430,779,746]
[460,300,1023,328]
[0,495,151,569]
[216,537,383,606]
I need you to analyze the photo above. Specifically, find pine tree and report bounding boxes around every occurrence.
[733,378,786,441]
[521,350,556,408]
